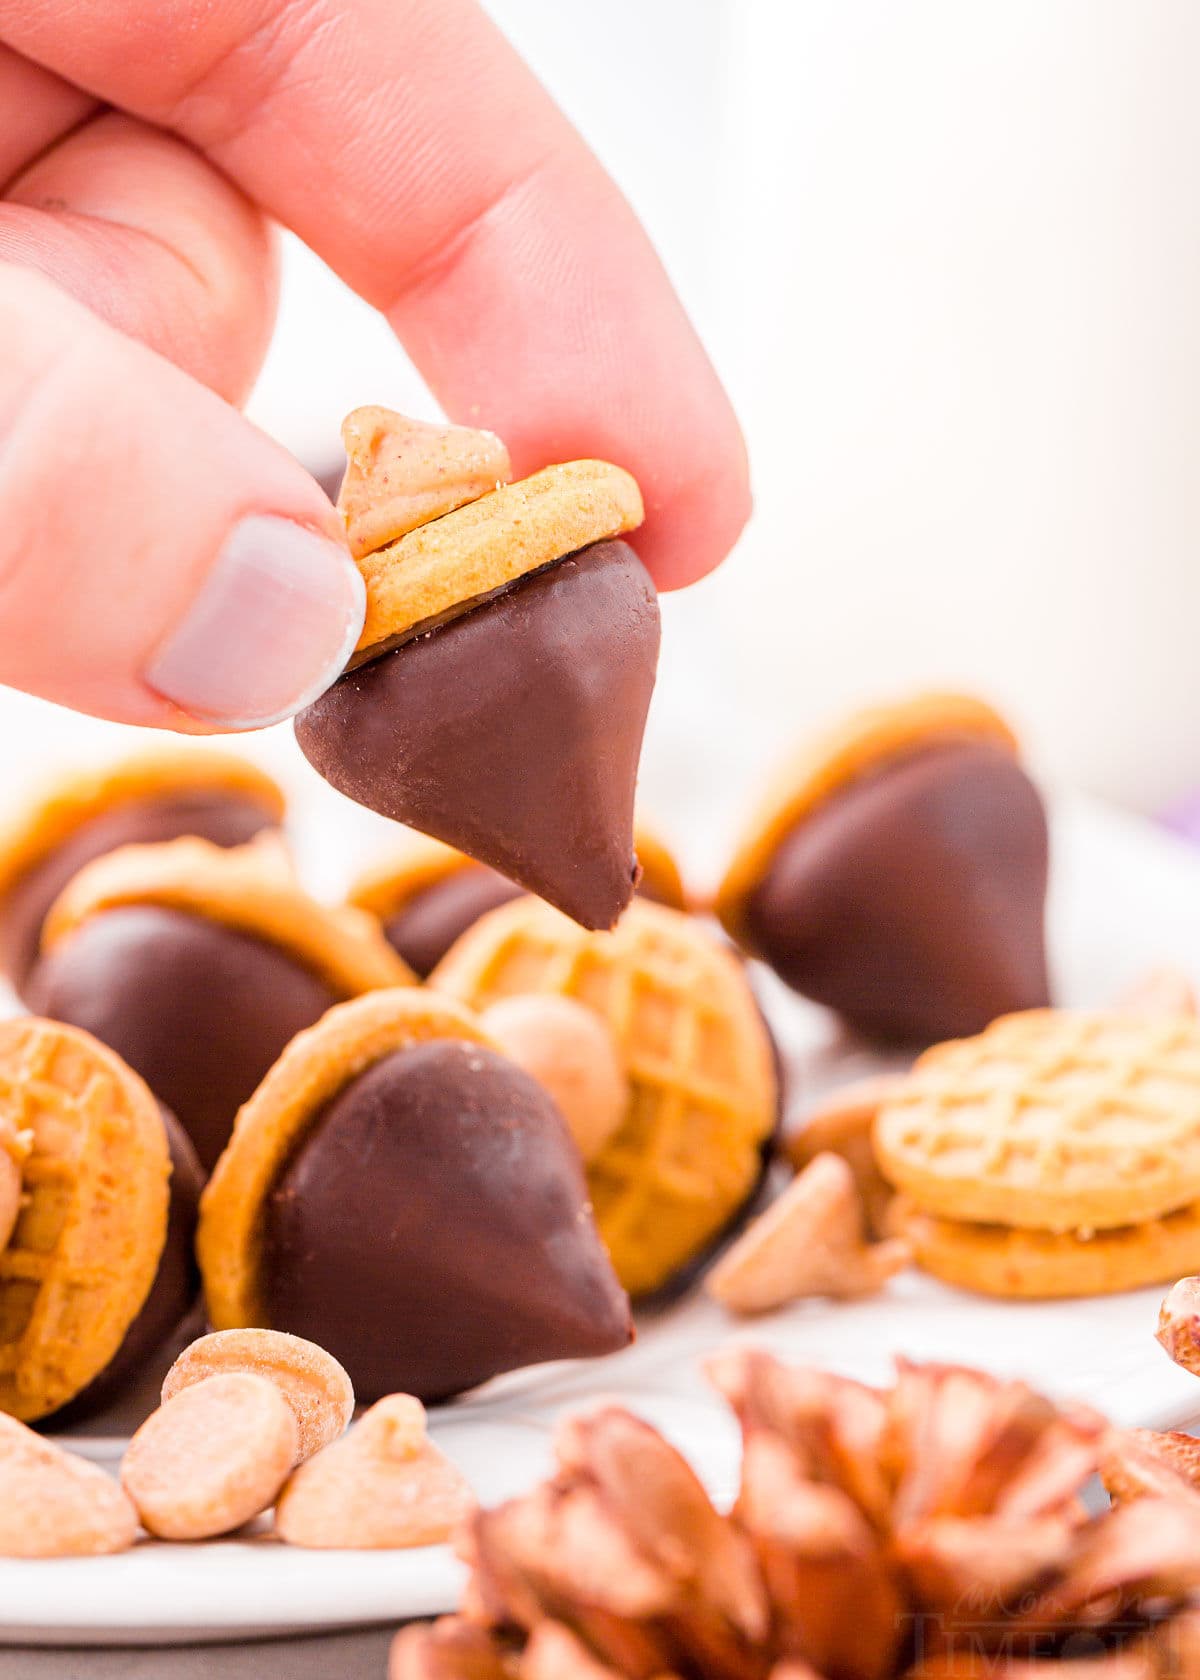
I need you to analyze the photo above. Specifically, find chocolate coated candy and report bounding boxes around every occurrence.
[746,741,1050,1043]
[26,907,340,1172]
[0,792,277,998]
[294,540,660,932]
[262,1040,633,1402]
[49,1110,204,1427]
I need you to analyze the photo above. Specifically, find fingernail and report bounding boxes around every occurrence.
[145,516,365,728]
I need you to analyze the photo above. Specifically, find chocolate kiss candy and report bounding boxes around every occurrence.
[261,1040,633,1402]
[295,540,660,932]
[27,908,342,1172]
[744,740,1051,1043]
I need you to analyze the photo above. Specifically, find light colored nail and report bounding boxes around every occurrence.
[144,516,365,729]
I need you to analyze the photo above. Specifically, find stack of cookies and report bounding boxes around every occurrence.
[875,1008,1200,1298]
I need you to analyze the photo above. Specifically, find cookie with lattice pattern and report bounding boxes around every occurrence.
[875,1009,1200,1232]
[431,897,778,1295]
[0,1018,171,1422]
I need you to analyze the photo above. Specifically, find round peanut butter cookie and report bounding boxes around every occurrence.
[431,897,778,1295]
[0,1019,171,1422]
[895,1197,1200,1299]
[874,1009,1200,1232]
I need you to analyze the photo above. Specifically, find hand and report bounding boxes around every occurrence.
[0,1,750,731]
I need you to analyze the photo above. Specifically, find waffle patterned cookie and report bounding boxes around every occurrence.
[0,1019,170,1421]
[874,1010,1200,1232]
[431,898,777,1295]
[894,1197,1200,1299]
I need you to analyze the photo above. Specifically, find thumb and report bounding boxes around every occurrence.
[0,264,363,730]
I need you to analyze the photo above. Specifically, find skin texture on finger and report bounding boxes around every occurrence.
[0,263,359,727]
[0,44,94,189]
[2,112,276,404]
[0,0,751,589]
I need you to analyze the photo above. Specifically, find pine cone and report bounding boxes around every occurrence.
[392,1356,1200,1680]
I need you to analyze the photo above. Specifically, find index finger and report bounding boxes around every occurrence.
[0,0,749,588]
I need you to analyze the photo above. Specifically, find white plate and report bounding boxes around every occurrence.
[6,794,1200,1645]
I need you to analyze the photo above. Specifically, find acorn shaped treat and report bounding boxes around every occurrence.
[0,1019,203,1425]
[431,897,778,1297]
[350,825,687,980]
[25,835,411,1172]
[198,991,632,1404]
[715,693,1051,1044]
[0,750,285,1001]
[293,407,661,932]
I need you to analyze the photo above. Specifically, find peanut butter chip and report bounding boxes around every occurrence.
[481,995,628,1164]
[121,1371,299,1541]
[1158,1275,1200,1375]
[1118,965,1199,1019]
[275,1394,474,1550]
[162,1329,354,1464]
[338,406,512,561]
[0,1414,137,1556]
[706,1153,910,1314]
[785,1074,906,1239]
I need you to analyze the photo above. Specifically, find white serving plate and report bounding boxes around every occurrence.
[5,794,1200,1646]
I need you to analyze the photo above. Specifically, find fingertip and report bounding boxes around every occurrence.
[635,431,754,593]
[0,266,357,729]
[144,515,365,730]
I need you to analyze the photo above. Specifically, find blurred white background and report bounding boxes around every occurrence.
[5,0,1200,890]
